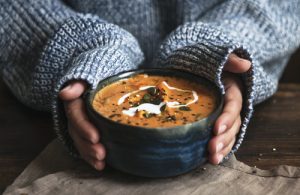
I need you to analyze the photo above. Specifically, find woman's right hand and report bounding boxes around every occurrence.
[59,81,106,171]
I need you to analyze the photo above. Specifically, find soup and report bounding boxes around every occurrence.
[92,74,216,128]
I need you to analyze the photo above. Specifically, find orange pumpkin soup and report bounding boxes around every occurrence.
[92,74,216,128]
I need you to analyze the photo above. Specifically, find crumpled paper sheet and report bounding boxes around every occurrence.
[4,139,300,195]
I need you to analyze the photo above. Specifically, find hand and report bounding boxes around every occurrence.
[59,81,106,171]
[208,53,251,164]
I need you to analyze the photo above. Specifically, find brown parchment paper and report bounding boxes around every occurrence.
[4,139,300,195]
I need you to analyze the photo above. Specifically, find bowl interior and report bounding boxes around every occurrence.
[85,68,224,131]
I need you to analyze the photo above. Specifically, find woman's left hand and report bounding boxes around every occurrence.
[208,53,251,164]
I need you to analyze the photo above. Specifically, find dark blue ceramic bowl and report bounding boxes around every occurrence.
[85,69,223,177]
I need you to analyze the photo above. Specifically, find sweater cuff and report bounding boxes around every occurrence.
[157,22,256,155]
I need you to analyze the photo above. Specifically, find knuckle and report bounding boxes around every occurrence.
[226,90,240,103]
[90,146,100,159]
[94,145,106,160]
[208,138,218,154]
[99,145,106,159]
[84,130,97,144]
[222,112,235,126]
[94,161,105,171]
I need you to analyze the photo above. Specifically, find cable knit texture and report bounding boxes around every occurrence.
[1,0,300,157]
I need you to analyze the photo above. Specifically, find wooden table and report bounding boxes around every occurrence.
[1,81,300,193]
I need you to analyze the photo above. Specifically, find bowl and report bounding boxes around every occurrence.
[85,68,223,177]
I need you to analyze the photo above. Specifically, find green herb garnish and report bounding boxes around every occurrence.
[142,93,151,102]
[147,87,158,96]
[151,98,162,105]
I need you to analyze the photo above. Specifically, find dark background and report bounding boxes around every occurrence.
[281,48,300,83]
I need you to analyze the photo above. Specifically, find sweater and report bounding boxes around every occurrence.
[1,0,300,157]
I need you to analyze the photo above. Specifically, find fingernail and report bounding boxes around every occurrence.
[96,153,102,161]
[216,142,224,153]
[217,154,224,164]
[218,125,227,134]
[61,84,72,92]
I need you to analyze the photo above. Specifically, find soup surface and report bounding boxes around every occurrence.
[92,74,216,128]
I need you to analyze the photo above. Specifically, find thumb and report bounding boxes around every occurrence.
[59,81,87,101]
[223,53,251,73]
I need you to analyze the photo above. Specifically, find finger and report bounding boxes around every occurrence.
[59,80,87,101]
[65,98,100,144]
[74,137,106,171]
[223,53,251,73]
[209,137,236,165]
[214,82,243,135]
[69,125,106,161]
[84,156,106,171]
[209,116,241,155]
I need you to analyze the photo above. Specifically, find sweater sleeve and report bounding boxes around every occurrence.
[0,0,144,156]
[157,0,300,155]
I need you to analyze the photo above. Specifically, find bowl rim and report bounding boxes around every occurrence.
[85,68,224,132]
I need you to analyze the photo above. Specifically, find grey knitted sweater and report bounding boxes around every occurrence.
[1,0,299,157]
